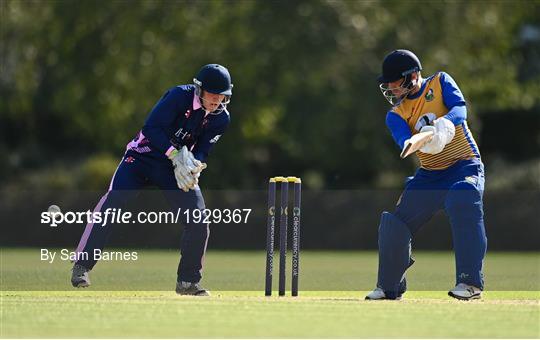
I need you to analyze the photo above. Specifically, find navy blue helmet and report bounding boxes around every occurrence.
[194,64,233,96]
[378,50,422,105]
[378,49,422,84]
[193,64,233,114]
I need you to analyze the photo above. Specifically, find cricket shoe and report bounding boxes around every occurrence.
[71,264,91,288]
[175,281,210,296]
[448,283,482,300]
[365,287,402,300]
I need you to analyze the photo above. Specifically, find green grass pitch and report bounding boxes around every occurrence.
[1,249,539,338]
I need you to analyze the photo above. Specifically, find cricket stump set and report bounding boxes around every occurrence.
[265,176,301,296]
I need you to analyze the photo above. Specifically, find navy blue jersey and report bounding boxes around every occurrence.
[126,85,230,162]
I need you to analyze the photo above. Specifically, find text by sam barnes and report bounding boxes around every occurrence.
[40,249,138,263]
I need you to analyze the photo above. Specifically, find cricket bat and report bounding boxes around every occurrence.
[400,131,434,159]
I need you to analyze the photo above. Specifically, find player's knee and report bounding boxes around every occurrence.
[378,212,411,248]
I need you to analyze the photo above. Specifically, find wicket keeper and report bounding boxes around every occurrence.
[366,50,487,300]
[71,64,233,296]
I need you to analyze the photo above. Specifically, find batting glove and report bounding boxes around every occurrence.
[419,117,455,155]
[433,117,455,144]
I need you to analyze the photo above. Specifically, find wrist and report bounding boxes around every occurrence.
[168,148,179,160]
[166,145,178,159]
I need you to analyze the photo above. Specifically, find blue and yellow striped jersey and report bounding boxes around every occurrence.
[387,72,480,170]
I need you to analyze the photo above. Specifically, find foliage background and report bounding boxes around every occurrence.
[2,0,539,191]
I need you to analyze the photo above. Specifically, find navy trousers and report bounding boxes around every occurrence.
[75,151,209,283]
[378,158,487,292]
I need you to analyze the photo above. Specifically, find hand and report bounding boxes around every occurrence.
[189,171,201,190]
[181,146,207,175]
[169,147,196,191]
[185,154,206,190]
[419,125,444,154]
[433,117,455,144]
[168,146,207,191]
[178,173,196,192]
[419,118,455,154]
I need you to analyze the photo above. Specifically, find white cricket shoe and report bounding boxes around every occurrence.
[365,287,402,300]
[448,283,482,300]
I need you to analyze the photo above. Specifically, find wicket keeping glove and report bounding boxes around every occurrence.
[182,147,206,190]
[419,117,455,154]
[168,146,207,191]
[182,146,207,175]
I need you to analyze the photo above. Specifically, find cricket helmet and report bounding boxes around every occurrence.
[378,49,422,105]
[377,49,422,83]
[193,64,233,96]
[193,64,233,114]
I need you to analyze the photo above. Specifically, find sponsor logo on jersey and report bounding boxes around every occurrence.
[425,88,435,101]
[175,128,189,140]
[209,134,222,144]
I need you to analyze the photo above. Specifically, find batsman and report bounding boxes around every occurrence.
[366,50,487,301]
[71,64,233,296]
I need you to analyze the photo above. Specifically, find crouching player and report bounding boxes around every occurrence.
[366,50,487,301]
[71,64,233,296]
